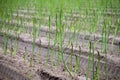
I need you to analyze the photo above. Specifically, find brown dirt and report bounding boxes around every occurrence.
[0,31,120,80]
[0,45,81,80]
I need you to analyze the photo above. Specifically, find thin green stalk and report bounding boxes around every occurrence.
[94,50,101,80]
[117,32,120,52]
[37,21,41,37]
[70,42,74,71]
[30,34,35,66]
[3,34,8,55]
[103,17,108,80]
[75,45,81,74]
[112,19,119,50]
[57,8,63,66]
[86,41,92,80]
[96,50,101,80]
[24,46,27,63]
[46,15,51,64]
[60,44,73,78]
[38,40,41,63]
[101,23,104,53]
[10,39,13,56]
[51,13,58,65]
[30,18,36,66]
[13,38,18,56]
[57,43,61,66]
[92,43,95,80]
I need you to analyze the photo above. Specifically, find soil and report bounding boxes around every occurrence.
[0,44,83,80]
[0,30,120,80]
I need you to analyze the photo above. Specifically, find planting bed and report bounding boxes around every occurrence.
[0,31,120,80]
[0,27,120,79]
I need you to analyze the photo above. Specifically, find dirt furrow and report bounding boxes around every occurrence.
[0,32,120,79]
[0,61,30,80]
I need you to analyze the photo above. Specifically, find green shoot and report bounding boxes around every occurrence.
[75,45,81,74]
[30,17,36,66]
[13,38,18,56]
[86,41,92,80]
[10,39,13,56]
[3,34,8,55]
[24,46,27,63]
[38,40,41,63]
[46,15,51,64]
[92,42,95,80]
[70,42,74,71]
[96,50,101,80]
[60,44,73,78]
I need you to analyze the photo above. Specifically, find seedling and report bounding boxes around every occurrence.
[38,40,41,63]
[46,15,51,64]
[75,45,81,74]
[13,38,18,56]
[70,42,74,71]
[10,39,13,56]
[3,35,8,55]
[30,17,37,66]
[86,41,92,80]
[94,50,101,80]
[24,46,27,63]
